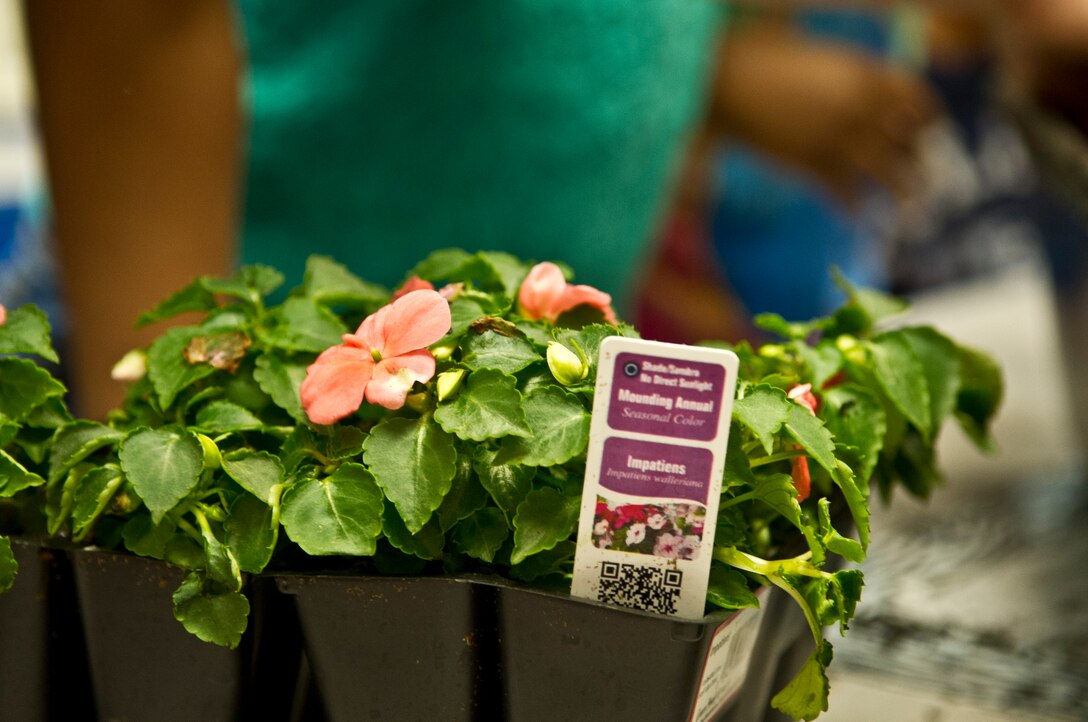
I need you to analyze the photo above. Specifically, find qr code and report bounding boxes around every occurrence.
[597,562,682,615]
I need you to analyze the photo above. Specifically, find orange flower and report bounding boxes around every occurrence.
[788,383,818,501]
[0,304,6,326]
[518,262,616,324]
[300,290,451,424]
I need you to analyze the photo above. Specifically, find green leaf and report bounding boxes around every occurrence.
[509,539,575,581]
[0,304,59,361]
[476,251,530,298]
[436,457,489,532]
[136,279,218,326]
[447,297,489,339]
[410,248,477,279]
[303,255,388,308]
[253,351,309,422]
[900,326,962,435]
[324,425,367,461]
[238,264,285,297]
[498,387,589,467]
[706,565,760,610]
[0,536,16,593]
[453,507,510,563]
[771,640,833,721]
[460,330,541,375]
[280,463,384,556]
[381,501,445,560]
[794,340,843,389]
[832,461,870,549]
[869,331,931,439]
[258,297,348,353]
[751,473,804,528]
[510,487,579,565]
[821,385,886,484]
[196,514,242,591]
[818,498,863,564]
[48,420,125,483]
[363,415,456,533]
[121,513,172,557]
[734,385,792,455]
[0,357,66,423]
[147,326,219,409]
[784,404,838,474]
[0,449,46,496]
[832,268,909,331]
[954,344,1004,451]
[221,450,284,505]
[172,571,250,649]
[120,427,204,524]
[434,369,531,441]
[224,493,277,574]
[194,400,263,433]
[71,465,124,539]
[472,447,534,521]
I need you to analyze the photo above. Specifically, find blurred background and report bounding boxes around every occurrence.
[1,1,1086,720]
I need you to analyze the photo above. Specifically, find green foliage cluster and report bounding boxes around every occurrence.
[0,252,1002,720]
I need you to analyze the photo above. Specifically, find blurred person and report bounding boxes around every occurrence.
[26,0,723,417]
[638,8,941,343]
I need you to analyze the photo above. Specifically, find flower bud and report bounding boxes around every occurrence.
[111,349,148,383]
[436,368,467,402]
[196,433,222,471]
[547,342,588,385]
[431,341,457,362]
[405,391,435,414]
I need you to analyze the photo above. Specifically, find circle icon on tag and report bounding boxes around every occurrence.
[623,362,640,378]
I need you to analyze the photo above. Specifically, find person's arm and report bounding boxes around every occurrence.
[24,0,242,418]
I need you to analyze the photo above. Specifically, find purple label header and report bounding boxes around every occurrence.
[607,352,727,442]
[599,436,713,505]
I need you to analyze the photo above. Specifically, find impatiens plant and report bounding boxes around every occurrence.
[0,251,1002,721]
[0,302,69,592]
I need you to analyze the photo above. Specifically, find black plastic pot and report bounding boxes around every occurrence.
[0,538,94,722]
[70,547,308,722]
[488,577,801,722]
[276,573,494,722]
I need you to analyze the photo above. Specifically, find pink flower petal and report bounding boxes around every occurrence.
[555,284,616,324]
[788,383,818,414]
[355,289,451,358]
[518,262,567,321]
[300,345,375,424]
[364,350,436,409]
[392,276,435,300]
[0,304,6,326]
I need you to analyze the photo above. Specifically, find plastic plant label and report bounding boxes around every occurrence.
[571,337,738,619]
[689,603,764,722]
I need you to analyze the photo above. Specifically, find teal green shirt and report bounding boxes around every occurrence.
[236,1,720,310]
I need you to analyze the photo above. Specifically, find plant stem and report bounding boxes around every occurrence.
[749,450,803,468]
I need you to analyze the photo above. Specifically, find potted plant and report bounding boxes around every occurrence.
[0,249,1002,721]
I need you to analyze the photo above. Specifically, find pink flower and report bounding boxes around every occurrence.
[646,512,668,531]
[518,262,617,325]
[394,276,463,302]
[300,290,452,424]
[678,534,701,560]
[392,276,435,300]
[0,304,6,326]
[653,532,683,559]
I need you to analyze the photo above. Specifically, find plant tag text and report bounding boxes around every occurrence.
[571,337,738,619]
